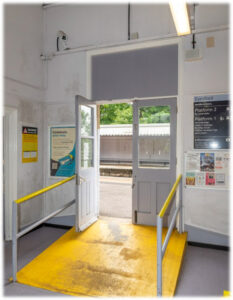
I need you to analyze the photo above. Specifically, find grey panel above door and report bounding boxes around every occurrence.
[91,44,178,100]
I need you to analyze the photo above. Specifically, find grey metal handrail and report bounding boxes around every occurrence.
[12,176,76,282]
[157,175,183,296]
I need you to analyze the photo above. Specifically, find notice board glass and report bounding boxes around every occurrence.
[184,151,230,189]
[194,94,230,149]
[50,126,75,177]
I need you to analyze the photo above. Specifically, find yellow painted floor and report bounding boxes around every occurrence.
[17,218,187,297]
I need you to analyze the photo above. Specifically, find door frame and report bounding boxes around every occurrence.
[85,37,184,230]
[3,106,18,240]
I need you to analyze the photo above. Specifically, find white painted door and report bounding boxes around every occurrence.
[132,98,177,226]
[75,96,98,231]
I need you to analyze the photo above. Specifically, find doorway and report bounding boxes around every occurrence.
[98,102,133,220]
[75,95,177,231]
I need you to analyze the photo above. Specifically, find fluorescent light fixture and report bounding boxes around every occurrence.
[169,1,191,36]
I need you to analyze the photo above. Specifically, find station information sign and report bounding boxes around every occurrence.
[194,94,230,149]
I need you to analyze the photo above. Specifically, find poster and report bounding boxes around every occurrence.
[186,172,195,185]
[215,173,225,186]
[195,173,205,186]
[50,126,75,177]
[22,126,38,163]
[194,94,230,149]
[206,173,215,185]
[200,153,215,171]
[185,151,229,189]
[185,152,200,171]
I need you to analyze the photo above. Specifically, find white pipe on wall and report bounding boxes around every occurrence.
[51,25,229,57]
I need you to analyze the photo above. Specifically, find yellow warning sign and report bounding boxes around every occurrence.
[22,126,38,163]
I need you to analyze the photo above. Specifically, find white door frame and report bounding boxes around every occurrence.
[86,37,184,229]
[75,95,98,231]
[3,106,18,240]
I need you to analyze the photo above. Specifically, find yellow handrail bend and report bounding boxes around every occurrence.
[159,174,182,218]
[157,173,183,296]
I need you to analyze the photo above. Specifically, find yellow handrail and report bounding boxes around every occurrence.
[158,174,182,218]
[15,175,76,204]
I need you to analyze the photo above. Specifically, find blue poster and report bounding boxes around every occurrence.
[50,127,75,177]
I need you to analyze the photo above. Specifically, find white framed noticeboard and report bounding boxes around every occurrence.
[184,151,230,189]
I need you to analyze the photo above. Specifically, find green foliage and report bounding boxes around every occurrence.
[139,106,170,124]
[100,103,170,125]
[100,103,132,125]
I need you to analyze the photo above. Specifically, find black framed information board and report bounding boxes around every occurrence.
[194,94,230,149]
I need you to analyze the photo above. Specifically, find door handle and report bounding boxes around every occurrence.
[76,175,86,185]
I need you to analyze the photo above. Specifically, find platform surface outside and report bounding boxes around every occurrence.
[17,218,187,297]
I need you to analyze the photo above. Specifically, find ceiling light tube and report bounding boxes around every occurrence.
[169,1,191,36]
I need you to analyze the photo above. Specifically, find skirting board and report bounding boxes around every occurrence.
[45,215,75,227]
[184,224,229,247]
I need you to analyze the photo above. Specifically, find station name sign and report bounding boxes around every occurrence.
[194,94,230,149]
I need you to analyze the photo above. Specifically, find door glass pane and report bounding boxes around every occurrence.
[138,106,170,168]
[81,138,93,168]
[81,105,93,136]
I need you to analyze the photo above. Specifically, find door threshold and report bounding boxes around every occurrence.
[99,216,132,224]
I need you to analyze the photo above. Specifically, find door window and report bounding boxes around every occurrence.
[138,105,170,169]
[80,105,94,169]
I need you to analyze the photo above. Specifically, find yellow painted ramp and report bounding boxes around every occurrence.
[17,218,187,297]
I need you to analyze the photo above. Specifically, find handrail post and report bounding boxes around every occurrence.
[11,175,75,283]
[178,176,183,234]
[157,215,163,296]
[12,201,18,282]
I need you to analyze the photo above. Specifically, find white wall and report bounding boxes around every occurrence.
[42,3,230,239]
[4,4,44,93]
[43,4,128,53]
[4,4,45,229]
[43,3,229,53]
[4,3,229,237]
[182,29,229,235]
[46,51,86,103]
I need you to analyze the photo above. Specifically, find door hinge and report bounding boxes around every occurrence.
[76,175,86,185]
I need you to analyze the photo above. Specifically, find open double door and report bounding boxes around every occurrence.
[75,95,177,232]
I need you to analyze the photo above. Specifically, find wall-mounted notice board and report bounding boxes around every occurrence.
[50,126,75,177]
[194,94,230,149]
[22,126,38,163]
[185,151,230,189]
